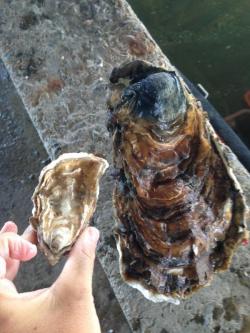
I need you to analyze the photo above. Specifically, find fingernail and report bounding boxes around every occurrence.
[23,225,33,234]
[87,227,100,243]
[28,244,37,256]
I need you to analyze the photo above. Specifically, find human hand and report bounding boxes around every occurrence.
[0,222,101,333]
[0,221,37,280]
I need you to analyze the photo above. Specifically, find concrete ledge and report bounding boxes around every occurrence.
[0,59,131,333]
[1,1,250,332]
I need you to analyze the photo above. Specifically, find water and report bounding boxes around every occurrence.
[128,0,250,118]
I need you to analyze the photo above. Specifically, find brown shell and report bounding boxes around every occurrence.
[30,153,108,265]
[107,60,248,303]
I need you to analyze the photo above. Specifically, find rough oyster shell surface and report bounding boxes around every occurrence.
[30,152,109,265]
[107,60,249,304]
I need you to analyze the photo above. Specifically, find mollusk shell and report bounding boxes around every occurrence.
[108,60,248,303]
[30,152,108,265]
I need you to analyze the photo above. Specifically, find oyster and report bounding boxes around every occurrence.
[30,152,108,265]
[107,60,249,304]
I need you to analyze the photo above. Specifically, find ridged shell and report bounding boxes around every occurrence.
[30,152,108,265]
[107,60,248,304]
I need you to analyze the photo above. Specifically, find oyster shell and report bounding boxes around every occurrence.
[30,152,108,265]
[107,60,249,304]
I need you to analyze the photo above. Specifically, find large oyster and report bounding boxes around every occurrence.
[30,152,108,265]
[107,60,249,304]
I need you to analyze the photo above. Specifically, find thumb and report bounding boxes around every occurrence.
[53,227,99,300]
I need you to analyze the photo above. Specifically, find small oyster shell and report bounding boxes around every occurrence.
[30,152,108,265]
[107,60,249,303]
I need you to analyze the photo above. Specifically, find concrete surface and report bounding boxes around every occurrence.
[0,59,131,333]
[1,1,250,332]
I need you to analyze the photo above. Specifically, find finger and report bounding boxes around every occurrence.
[0,256,6,278]
[0,221,18,234]
[22,225,38,245]
[5,258,20,281]
[8,236,37,261]
[0,234,37,261]
[0,278,18,295]
[53,227,99,300]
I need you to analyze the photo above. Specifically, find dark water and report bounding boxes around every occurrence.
[128,0,250,118]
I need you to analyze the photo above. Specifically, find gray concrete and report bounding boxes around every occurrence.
[0,59,131,333]
[1,1,250,332]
